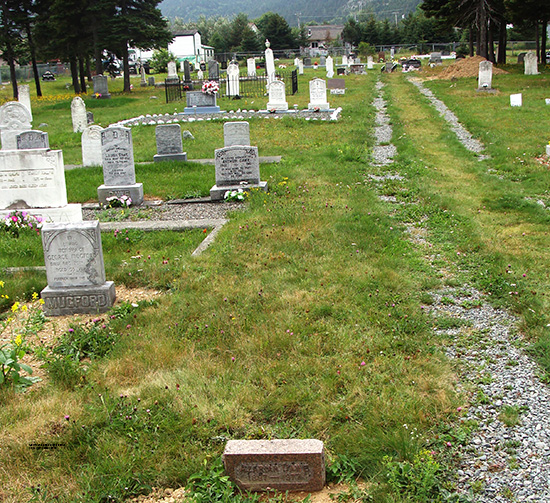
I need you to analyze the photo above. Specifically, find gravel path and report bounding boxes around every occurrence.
[367,78,550,501]
[371,81,397,166]
[408,78,489,160]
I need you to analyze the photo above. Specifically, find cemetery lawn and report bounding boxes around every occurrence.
[1,64,550,502]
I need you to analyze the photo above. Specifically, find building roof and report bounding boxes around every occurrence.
[307,25,344,42]
[173,30,198,37]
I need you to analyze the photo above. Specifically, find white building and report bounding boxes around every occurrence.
[169,30,214,65]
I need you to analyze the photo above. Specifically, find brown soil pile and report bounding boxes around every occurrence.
[438,55,508,79]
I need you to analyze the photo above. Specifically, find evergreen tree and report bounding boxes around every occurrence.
[255,12,295,49]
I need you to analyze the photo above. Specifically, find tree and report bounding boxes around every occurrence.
[240,25,262,52]
[255,12,295,50]
[0,0,25,98]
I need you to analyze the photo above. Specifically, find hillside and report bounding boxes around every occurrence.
[159,0,423,26]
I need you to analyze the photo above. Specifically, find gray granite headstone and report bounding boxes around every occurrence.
[154,124,187,162]
[93,75,111,99]
[209,60,220,80]
[210,145,267,200]
[16,130,49,149]
[184,60,191,82]
[184,91,220,114]
[319,56,326,66]
[327,79,345,95]
[224,122,250,147]
[148,76,155,86]
[524,52,538,75]
[304,57,312,67]
[40,220,116,316]
[97,126,143,205]
[429,52,442,65]
[87,111,94,125]
[223,439,325,492]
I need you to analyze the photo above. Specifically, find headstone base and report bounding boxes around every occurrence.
[97,183,144,206]
[95,93,111,99]
[41,281,116,316]
[223,439,325,492]
[210,181,267,201]
[183,106,221,114]
[153,152,187,163]
[266,102,289,111]
[308,103,330,111]
[0,204,83,224]
[140,82,148,87]
[330,89,345,95]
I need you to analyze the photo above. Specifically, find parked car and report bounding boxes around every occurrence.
[41,71,56,81]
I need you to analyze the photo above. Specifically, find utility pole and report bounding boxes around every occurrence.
[393,12,398,27]
[296,12,301,27]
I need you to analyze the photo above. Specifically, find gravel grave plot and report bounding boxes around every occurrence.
[408,78,488,159]
[82,200,243,223]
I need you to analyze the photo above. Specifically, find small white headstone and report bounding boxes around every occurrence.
[308,78,329,110]
[326,56,334,79]
[71,96,87,133]
[367,56,374,70]
[478,61,493,90]
[510,93,522,107]
[545,98,550,105]
[342,55,348,66]
[267,80,288,111]
[524,52,538,75]
[298,60,304,75]
[18,85,32,120]
[226,62,240,97]
[247,58,256,77]
[197,69,204,80]
[167,61,178,79]
[82,125,104,166]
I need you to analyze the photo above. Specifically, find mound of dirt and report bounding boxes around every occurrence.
[438,55,508,79]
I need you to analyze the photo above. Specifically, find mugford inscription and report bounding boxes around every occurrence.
[235,461,312,485]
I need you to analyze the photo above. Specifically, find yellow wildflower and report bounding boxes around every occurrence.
[14,335,22,346]
[11,302,19,313]
[22,305,28,312]
[39,299,45,305]
[32,292,38,301]
[0,280,4,287]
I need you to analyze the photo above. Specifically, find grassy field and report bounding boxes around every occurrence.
[1,60,550,502]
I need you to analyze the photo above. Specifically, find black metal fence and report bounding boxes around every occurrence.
[165,69,298,104]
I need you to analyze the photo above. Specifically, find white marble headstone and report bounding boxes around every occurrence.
[0,101,32,150]
[82,125,104,166]
[524,52,538,75]
[367,56,374,70]
[298,60,304,75]
[267,80,288,111]
[226,62,240,97]
[326,56,334,79]
[18,85,32,121]
[167,61,178,79]
[265,46,276,83]
[71,96,87,133]
[510,93,522,107]
[308,78,329,110]
[478,61,493,90]
[247,58,256,77]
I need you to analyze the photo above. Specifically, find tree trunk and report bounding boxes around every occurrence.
[541,19,547,65]
[79,57,87,93]
[70,56,81,94]
[6,39,18,99]
[25,21,42,97]
[86,56,93,81]
[535,22,540,64]
[488,21,495,63]
[497,20,507,64]
[122,43,131,92]
[469,26,474,57]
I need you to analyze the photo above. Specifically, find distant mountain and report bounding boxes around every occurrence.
[159,0,423,26]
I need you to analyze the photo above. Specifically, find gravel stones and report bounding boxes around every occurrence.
[371,80,396,166]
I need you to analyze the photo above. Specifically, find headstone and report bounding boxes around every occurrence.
[226,62,240,97]
[265,40,276,83]
[247,58,256,77]
[350,64,366,75]
[0,101,32,150]
[326,56,334,78]
[71,96,87,133]
[429,52,442,65]
[87,111,94,125]
[40,220,116,316]
[304,57,312,67]
[184,60,192,82]
[327,79,345,95]
[524,52,538,75]
[298,60,304,75]
[517,53,526,64]
[223,439,325,492]
[0,148,82,223]
[82,125,104,167]
[478,60,493,90]
[224,122,250,147]
[336,67,345,75]
[546,98,550,105]
[546,144,550,157]
[294,57,300,67]
[140,66,147,87]
[197,69,204,80]
[97,126,143,206]
[154,124,187,162]
[266,80,288,111]
[342,55,348,66]
[18,85,32,121]
[184,90,220,114]
[148,76,155,86]
[92,75,111,99]
[367,56,374,70]
[510,93,522,107]
[200,62,206,72]
[210,145,267,201]
[319,56,326,67]
[17,130,49,150]
[167,61,178,81]
[390,47,395,59]
[209,60,220,80]
[308,79,329,110]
